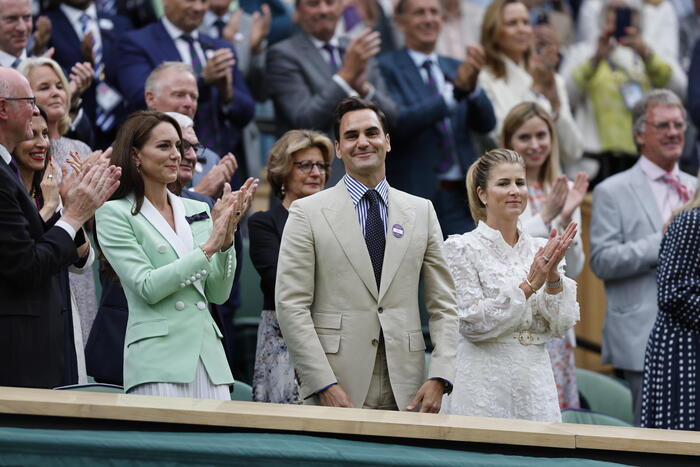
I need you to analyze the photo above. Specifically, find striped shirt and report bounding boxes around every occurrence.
[343,174,389,236]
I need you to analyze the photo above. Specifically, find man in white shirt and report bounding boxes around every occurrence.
[0,0,31,68]
[0,67,120,388]
[590,89,697,425]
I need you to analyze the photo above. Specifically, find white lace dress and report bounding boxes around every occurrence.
[441,222,580,422]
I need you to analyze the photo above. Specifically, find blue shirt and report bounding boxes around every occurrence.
[343,174,389,236]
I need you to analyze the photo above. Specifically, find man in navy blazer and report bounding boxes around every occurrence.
[44,0,133,148]
[117,0,255,158]
[377,0,495,236]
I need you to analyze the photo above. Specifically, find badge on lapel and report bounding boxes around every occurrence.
[392,224,404,238]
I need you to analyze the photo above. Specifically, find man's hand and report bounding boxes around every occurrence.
[221,9,243,43]
[80,31,95,64]
[250,4,272,55]
[61,163,121,231]
[193,153,237,197]
[406,379,445,413]
[69,62,95,105]
[31,16,52,56]
[337,29,381,93]
[202,48,236,101]
[454,44,484,92]
[319,384,355,408]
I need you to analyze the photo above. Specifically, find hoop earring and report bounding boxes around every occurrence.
[136,162,142,172]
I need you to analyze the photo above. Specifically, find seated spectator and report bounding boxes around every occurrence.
[117,0,255,159]
[642,172,700,430]
[95,111,256,399]
[144,62,237,197]
[248,129,333,404]
[561,0,687,182]
[590,89,696,425]
[378,0,496,235]
[0,66,120,389]
[44,0,133,148]
[478,0,583,165]
[441,148,579,421]
[13,106,94,384]
[265,0,398,184]
[501,101,587,408]
[435,0,485,61]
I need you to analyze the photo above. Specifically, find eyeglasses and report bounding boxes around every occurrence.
[1,96,37,108]
[293,161,330,174]
[181,139,204,156]
[647,120,686,132]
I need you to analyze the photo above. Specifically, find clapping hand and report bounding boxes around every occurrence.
[560,172,588,226]
[523,222,577,296]
[540,175,568,224]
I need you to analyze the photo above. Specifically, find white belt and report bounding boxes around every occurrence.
[490,331,548,346]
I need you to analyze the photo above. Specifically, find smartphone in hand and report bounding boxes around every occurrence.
[613,7,632,40]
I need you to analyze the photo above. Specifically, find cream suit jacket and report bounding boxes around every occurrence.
[275,181,459,410]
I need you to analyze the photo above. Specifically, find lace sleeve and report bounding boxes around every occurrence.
[533,261,580,338]
[444,237,532,342]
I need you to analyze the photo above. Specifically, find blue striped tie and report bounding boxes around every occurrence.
[81,13,115,132]
[181,34,216,149]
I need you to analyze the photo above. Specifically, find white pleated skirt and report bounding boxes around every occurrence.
[127,358,230,400]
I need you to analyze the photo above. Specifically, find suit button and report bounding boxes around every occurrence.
[195,273,202,279]
[378,307,383,313]
[190,276,197,281]
[185,279,191,285]
[201,269,208,275]
[196,301,206,310]
[175,301,185,310]
[371,338,379,346]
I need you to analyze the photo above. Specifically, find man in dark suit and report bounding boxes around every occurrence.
[265,0,397,184]
[45,0,133,148]
[117,0,255,159]
[0,67,120,388]
[377,0,495,236]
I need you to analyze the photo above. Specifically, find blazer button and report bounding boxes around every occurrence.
[371,338,379,346]
[157,244,167,253]
[190,276,197,282]
[175,301,185,310]
[378,307,383,314]
[196,301,206,310]
[201,269,208,275]
[185,279,192,285]
[195,273,202,279]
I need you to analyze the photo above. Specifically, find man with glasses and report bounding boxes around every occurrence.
[145,62,237,198]
[590,89,697,425]
[0,67,120,388]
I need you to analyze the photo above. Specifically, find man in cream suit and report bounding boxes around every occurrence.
[276,97,458,411]
[590,89,696,425]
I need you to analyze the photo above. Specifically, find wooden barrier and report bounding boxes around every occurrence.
[1,386,699,464]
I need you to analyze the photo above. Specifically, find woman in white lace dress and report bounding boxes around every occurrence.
[441,149,579,422]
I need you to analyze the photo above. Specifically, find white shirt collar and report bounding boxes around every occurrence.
[60,3,98,25]
[162,16,199,41]
[203,10,229,29]
[0,48,26,67]
[0,144,11,165]
[639,154,680,179]
[308,33,340,50]
[406,48,439,69]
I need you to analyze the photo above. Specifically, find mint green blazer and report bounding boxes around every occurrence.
[95,192,235,392]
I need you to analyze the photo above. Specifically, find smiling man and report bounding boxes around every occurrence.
[590,89,697,425]
[377,0,495,237]
[0,0,31,67]
[275,97,458,412]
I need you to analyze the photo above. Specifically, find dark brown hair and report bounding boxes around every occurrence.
[481,0,532,78]
[333,97,389,142]
[109,110,183,215]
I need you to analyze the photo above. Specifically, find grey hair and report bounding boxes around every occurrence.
[144,61,195,97]
[632,89,686,147]
[165,112,194,131]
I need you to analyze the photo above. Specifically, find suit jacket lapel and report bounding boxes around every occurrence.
[398,49,431,98]
[298,33,334,80]
[378,189,414,302]
[629,163,663,230]
[322,183,379,299]
[170,193,207,298]
[154,20,183,62]
[54,10,82,54]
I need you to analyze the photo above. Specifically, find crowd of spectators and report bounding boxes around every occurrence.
[1,0,699,431]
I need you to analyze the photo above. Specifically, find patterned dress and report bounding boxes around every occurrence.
[441,222,580,421]
[522,182,581,409]
[642,209,700,430]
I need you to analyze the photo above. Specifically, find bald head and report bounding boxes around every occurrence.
[0,67,38,151]
[145,62,199,119]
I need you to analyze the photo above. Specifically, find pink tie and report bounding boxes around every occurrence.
[662,173,691,203]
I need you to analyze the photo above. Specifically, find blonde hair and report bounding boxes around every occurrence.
[500,101,560,185]
[18,57,72,136]
[266,129,334,199]
[481,0,532,79]
[466,149,525,223]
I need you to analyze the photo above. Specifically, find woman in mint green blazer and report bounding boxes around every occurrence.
[95,111,249,399]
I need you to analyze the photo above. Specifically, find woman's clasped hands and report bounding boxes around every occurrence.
[202,177,259,260]
[521,222,577,299]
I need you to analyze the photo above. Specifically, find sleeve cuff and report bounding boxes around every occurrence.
[429,377,453,394]
[332,74,358,97]
[308,382,337,398]
[55,219,77,240]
